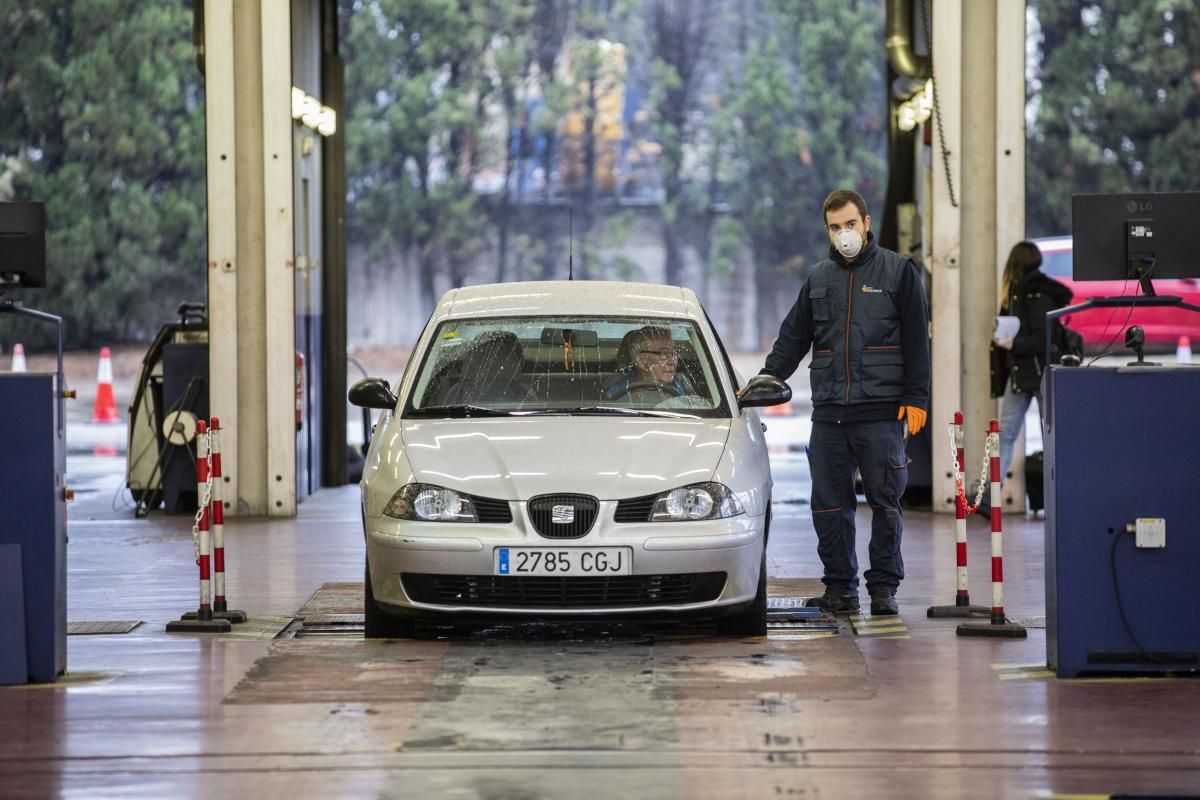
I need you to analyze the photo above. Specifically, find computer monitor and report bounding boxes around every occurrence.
[1072,191,1200,286]
[0,202,46,288]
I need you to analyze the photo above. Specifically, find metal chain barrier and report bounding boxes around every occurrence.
[947,422,992,514]
[191,427,212,562]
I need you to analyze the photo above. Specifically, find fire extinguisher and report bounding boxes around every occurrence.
[295,351,304,432]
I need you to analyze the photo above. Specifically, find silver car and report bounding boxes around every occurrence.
[349,281,790,637]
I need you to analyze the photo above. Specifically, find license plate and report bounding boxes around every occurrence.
[494,547,632,576]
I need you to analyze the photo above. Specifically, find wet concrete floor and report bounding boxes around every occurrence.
[3,449,1200,799]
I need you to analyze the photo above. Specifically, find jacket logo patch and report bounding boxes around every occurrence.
[860,285,884,294]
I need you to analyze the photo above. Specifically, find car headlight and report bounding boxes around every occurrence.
[383,483,478,522]
[650,482,744,521]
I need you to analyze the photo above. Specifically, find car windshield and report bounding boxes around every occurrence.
[405,316,731,418]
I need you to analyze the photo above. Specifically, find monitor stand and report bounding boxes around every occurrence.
[1132,265,1157,298]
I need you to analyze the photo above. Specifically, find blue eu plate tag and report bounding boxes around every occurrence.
[497,548,510,575]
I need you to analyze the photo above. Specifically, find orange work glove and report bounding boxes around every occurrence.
[898,405,927,436]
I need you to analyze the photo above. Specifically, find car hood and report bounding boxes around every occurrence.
[393,417,732,500]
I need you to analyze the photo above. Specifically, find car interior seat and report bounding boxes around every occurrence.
[443,331,529,404]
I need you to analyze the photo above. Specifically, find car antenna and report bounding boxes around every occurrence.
[568,206,574,280]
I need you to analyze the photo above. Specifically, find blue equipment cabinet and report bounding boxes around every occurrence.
[1044,364,1200,677]
[0,372,67,683]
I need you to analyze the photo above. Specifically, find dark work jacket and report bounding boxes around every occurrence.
[1001,269,1073,394]
[763,234,931,422]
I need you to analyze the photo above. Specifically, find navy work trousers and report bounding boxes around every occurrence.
[806,419,909,595]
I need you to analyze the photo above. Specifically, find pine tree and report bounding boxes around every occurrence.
[1028,0,1200,237]
[0,1,206,347]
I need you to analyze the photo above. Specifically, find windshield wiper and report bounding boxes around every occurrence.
[412,405,514,418]
[560,406,701,419]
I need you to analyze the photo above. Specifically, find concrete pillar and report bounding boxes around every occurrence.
[959,0,998,497]
[929,0,963,513]
[923,0,1026,513]
[995,0,1028,512]
[204,0,240,514]
[205,0,296,516]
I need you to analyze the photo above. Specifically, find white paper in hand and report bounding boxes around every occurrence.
[993,315,1020,343]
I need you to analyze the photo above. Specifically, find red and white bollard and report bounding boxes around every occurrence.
[208,418,245,623]
[210,418,226,612]
[167,420,232,632]
[987,419,1005,624]
[928,412,988,618]
[196,420,213,619]
[958,419,1026,638]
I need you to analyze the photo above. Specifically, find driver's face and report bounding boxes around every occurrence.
[633,336,678,383]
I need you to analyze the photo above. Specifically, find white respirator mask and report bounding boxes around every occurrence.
[834,228,863,260]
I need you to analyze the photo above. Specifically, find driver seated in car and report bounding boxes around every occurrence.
[602,326,693,400]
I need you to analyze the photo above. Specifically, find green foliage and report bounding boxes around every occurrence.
[729,0,886,283]
[1027,0,1200,237]
[709,215,743,280]
[601,209,637,279]
[604,209,635,245]
[0,1,206,348]
[336,0,888,332]
[343,0,499,304]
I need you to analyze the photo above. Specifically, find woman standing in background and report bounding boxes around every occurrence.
[993,241,1073,483]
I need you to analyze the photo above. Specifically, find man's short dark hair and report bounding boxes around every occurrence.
[822,189,868,225]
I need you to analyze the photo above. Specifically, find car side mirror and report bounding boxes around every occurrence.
[348,377,398,410]
[737,374,792,409]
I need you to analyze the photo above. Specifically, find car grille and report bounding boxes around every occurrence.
[401,572,727,608]
[471,495,513,523]
[614,494,657,522]
[528,494,597,538]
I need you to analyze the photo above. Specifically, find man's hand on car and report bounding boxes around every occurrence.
[737,373,784,401]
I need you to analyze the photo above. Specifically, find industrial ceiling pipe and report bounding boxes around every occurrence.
[886,0,930,80]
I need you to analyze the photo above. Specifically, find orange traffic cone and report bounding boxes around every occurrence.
[92,346,119,422]
[10,343,26,373]
[1177,335,1192,365]
[762,399,794,416]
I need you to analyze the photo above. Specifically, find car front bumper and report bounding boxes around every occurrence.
[365,511,765,620]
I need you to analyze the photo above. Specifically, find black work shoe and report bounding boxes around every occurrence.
[870,590,899,616]
[804,591,861,615]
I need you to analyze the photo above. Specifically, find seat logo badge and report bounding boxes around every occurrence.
[552,505,575,524]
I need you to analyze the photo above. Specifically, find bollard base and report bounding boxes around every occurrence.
[927,604,991,619]
[956,620,1027,638]
[182,609,247,623]
[166,617,232,633]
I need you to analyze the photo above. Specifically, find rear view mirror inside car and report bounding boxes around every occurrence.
[540,327,599,347]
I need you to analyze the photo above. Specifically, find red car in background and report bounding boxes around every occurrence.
[1033,236,1200,352]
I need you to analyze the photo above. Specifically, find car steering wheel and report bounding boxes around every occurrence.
[612,380,684,399]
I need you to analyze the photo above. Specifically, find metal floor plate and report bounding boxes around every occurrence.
[67,621,142,635]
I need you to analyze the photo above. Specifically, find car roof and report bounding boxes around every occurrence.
[438,280,702,320]
[1032,235,1072,253]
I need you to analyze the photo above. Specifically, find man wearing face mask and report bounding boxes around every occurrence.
[745,189,930,615]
